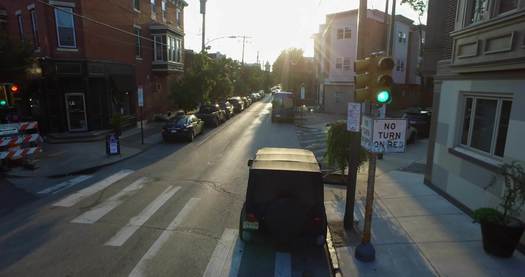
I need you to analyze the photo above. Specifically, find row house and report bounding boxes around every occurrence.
[424,0,525,246]
[313,9,425,114]
[0,0,187,134]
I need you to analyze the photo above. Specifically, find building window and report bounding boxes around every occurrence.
[398,32,407,43]
[151,0,156,19]
[460,95,512,157]
[30,9,39,49]
[133,0,140,11]
[467,0,489,25]
[497,0,518,14]
[396,59,405,71]
[54,7,76,48]
[161,0,167,21]
[134,27,141,58]
[335,58,343,70]
[337,29,344,40]
[176,8,182,26]
[153,34,164,61]
[17,14,24,40]
[343,57,351,71]
[344,27,351,39]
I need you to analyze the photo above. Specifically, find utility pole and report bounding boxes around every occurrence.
[241,35,246,65]
[384,0,390,54]
[388,0,397,56]
[344,0,367,231]
[200,0,207,52]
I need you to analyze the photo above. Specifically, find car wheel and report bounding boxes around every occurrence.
[213,118,219,127]
[239,204,252,243]
[188,131,195,142]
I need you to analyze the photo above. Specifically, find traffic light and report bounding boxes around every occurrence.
[373,56,394,104]
[0,85,8,107]
[8,83,20,94]
[354,57,372,102]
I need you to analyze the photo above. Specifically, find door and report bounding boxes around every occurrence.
[65,93,88,131]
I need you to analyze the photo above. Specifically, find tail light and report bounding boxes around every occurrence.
[246,213,257,222]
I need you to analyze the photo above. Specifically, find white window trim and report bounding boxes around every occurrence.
[54,6,77,49]
[15,10,22,15]
[458,93,512,159]
[153,34,164,61]
[30,9,39,48]
[27,4,35,10]
[49,1,76,8]
[56,47,79,52]
[134,27,142,58]
[17,14,24,39]
[132,0,141,12]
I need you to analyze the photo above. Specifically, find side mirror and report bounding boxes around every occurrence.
[247,159,253,167]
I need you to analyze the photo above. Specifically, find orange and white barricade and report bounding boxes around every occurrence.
[0,121,42,166]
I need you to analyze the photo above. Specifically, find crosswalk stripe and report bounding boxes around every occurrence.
[274,252,292,277]
[202,229,243,277]
[128,198,201,277]
[105,185,181,247]
[70,177,148,224]
[53,170,134,207]
[38,175,93,195]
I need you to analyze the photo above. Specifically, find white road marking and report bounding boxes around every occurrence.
[53,170,134,207]
[70,177,148,224]
[203,229,243,277]
[38,175,93,195]
[274,252,292,277]
[128,198,201,277]
[105,185,181,247]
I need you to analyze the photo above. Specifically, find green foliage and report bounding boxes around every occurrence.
[170,53,213,111]
[473,208,504,224]
[272,48,314,94]
[110,114,125,134]
[499,162,525,224]
[0,30,34,72]
[401,0,427,16]
[325,121,367,173]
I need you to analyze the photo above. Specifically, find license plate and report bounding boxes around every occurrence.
[243,221,259,230]
[170,130,177,133]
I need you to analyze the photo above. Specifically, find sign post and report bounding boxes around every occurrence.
[138,87,144,145]
[356,115,407,262]
[345,102,362,231]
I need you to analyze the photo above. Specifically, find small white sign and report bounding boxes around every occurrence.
[347,102,361,132]
[361,116,407,153]
[137,87,144,107]
[300,86,305,100]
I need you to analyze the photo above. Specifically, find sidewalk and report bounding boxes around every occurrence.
[6,122,164,178]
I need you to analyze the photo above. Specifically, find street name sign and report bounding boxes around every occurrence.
[137,87,144,107]
[347,102,361,132]
[361,116,407,153]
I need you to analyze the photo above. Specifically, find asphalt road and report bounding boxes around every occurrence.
[0,98,331,277]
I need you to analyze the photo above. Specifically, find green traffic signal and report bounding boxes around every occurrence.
[376,90,391,104]
[0,100,6,106]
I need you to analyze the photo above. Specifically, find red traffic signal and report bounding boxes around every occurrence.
[9,83,20,94]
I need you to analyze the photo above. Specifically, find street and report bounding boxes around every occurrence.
[0,98,331,277]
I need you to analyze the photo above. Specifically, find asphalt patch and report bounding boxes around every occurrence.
[0,179,37,217]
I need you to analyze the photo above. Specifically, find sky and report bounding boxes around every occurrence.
[184,0,428,65]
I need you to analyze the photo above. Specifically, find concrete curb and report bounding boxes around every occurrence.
[325,226,343,277]
[5,140,160,179]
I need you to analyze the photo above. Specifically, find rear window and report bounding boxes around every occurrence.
[272,94,294,109]
[248,170,322,208]
[200,106,217,113]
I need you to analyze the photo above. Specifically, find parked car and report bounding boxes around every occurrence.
[402,109,431,138]
[271,91,295,122]
[196,104,226,127]
[239,147,327,246]
[243,96,251,107]
[219,101,235,118]
[162,115,204,142]
[228,97,245,113]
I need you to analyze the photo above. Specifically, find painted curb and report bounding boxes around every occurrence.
[325,226,343,277]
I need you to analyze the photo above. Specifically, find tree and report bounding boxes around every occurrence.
[170,53,213,111]
[401,0,426,16]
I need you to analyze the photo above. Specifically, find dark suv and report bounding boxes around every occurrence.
[195,104,226,127]
[240,148,327,246]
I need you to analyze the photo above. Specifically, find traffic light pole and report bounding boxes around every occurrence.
[344,0,368,232]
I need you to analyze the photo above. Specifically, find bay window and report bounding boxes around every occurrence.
[153,34,183,63]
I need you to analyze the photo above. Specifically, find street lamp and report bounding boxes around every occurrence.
[204,35,240,48]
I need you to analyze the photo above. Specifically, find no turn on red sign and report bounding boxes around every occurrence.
[361,116,407,153]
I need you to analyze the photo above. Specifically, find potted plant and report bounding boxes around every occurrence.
[473,162,525,258]
[110,114,125,137]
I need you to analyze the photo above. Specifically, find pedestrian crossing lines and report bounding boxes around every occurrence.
[48,173,315,277]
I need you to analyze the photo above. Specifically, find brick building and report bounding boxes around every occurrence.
[0,0,186,134]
